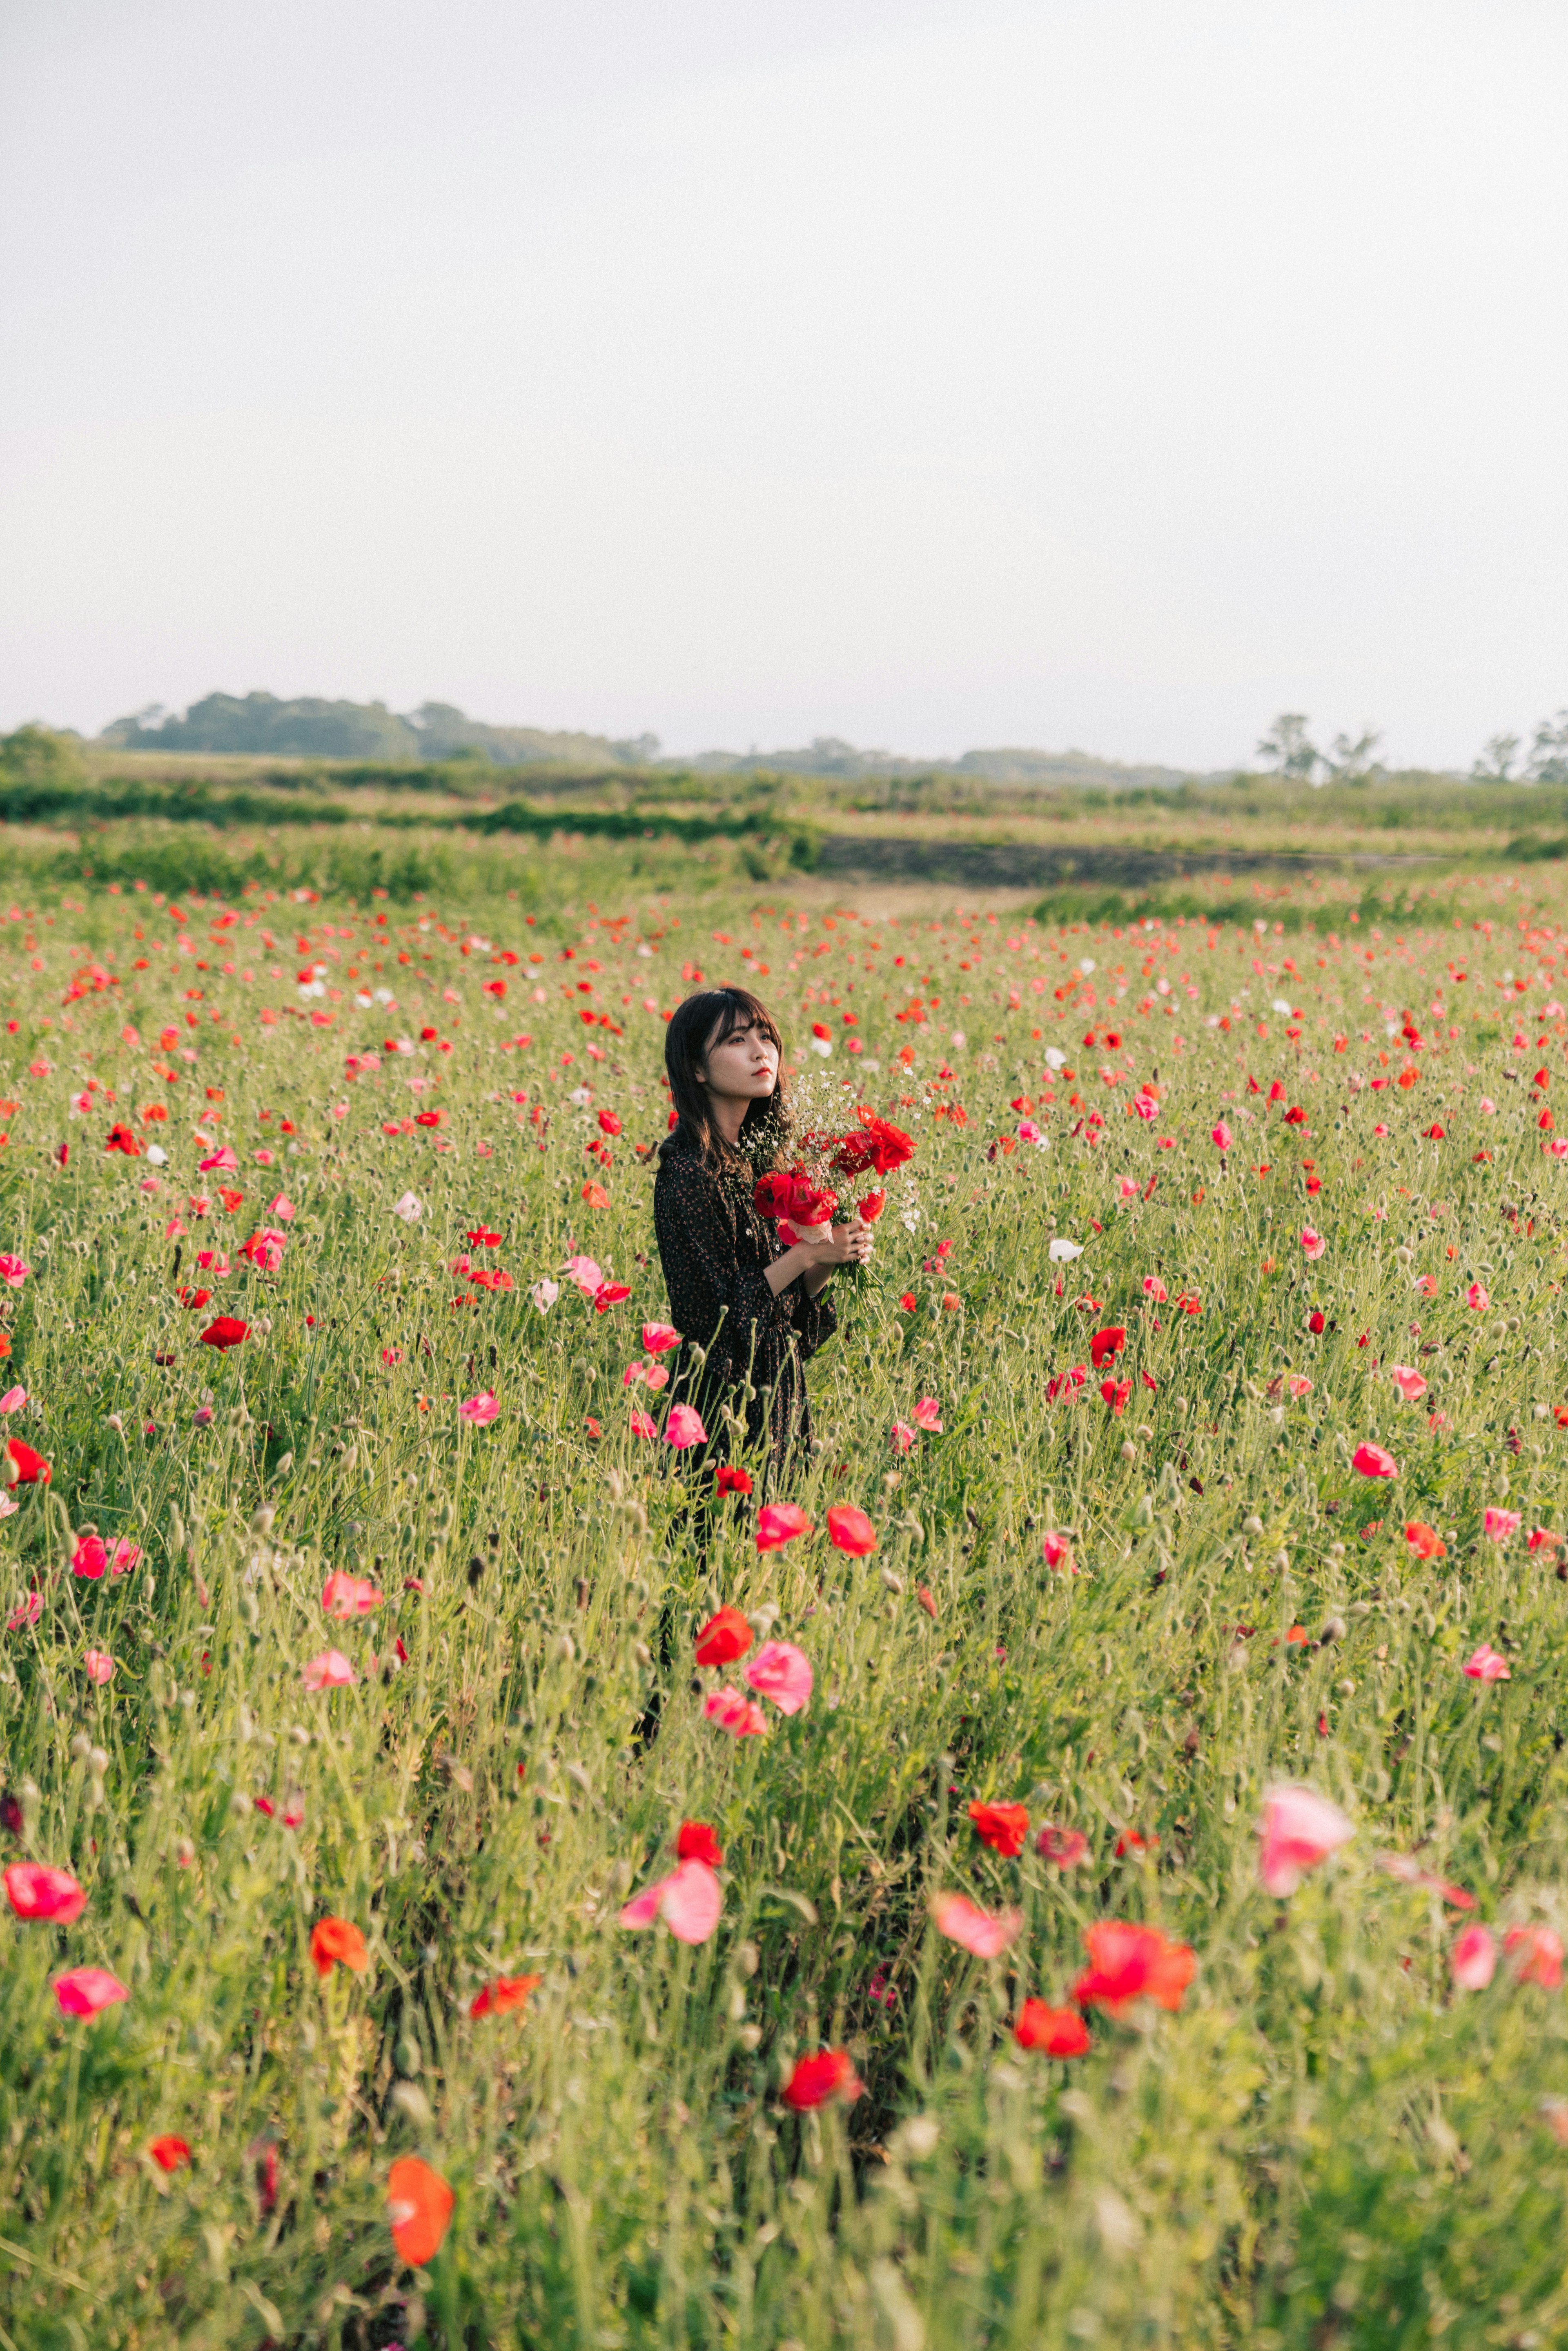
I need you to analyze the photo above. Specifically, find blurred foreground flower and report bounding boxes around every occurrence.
[1257,1785,1354,1896]
[744,1640,813,1715]
[470,1973,542,2019]
[1014,2000,1090,2056]
[932,1894,1023,1957]
[618,1856,723,1945]
[783,2049,862,2110]
[55,1966,129,2017]
[1452,1925,1497,1989]
[1072,1922,1195,2015]
[303,1648,356,1691]
[310,1916,369,1978]
[5,1862,86,1922]
[388,2155,453,2267]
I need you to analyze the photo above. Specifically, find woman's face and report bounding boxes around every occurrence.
[699,1015,780,1103]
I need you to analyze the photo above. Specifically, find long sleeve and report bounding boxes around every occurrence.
[653,1151,790,1361]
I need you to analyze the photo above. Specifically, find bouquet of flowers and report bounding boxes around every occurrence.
[752,1107,915,1242]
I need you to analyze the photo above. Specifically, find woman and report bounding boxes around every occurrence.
[654,985,872,1481]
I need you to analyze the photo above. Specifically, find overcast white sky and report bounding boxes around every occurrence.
[2,0,1565,769]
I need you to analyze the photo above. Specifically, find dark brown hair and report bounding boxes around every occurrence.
[662,986,789,1169]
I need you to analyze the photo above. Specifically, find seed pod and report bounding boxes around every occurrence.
[1318,1615,1347,1647]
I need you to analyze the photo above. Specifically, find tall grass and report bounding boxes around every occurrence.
[3,865,1568,2347]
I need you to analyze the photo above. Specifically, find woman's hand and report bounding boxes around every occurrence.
[763,1217,873,1298]
[804,1217,874,1268]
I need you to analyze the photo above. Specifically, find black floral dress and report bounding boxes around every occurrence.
[653,1128,837,1479]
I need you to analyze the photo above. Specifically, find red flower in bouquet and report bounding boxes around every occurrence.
[827,1108,915,1179]
[753,1170,796,1219]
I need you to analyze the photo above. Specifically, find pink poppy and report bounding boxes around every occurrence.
[618,1857,723,1945]
[1036,1823,1090,1867]
[0,1254,30,1288]
[6,1592,42,1631]
[744,1640,813,1716]
[1506,1924,1564,1988]
[913,1397,943,1432]
[1287,1374,1313,1400]
[1142,1276,1167,1301]
[1211,1121,1232,1151]
[1466,1282,1490,1310]
[826,1505,876,1556]
[890,1420,917,1454]
[757,1502,812,1551]
[321,1571,383,1618]
[270,1194,296,1220]
[564,1254,603,1293]
[196,1146,239,1173]
[4,1862,86,1923]
[1300,1229,1326,1260]
[84,1649,115,1685]
[302,1648,356,1691]
[1452,1924,1497,1989]
[1257,1784,1354,1896]
[1041,1531,1075,1572]
[1483,1507,1521,1542]
[109,1538,140,1576]
[704,1686,768,1738]
[664,1404,707,1449]
[931,1893,1023,1957]
[71,1534,109,1580]
[459,1389,500,1424]
[1352,1442,1398,1479]
[1389,1366,1427,1402]
[55,1966,129,2017]
[642,1323,681,1354]
[1462,1644,1510,1683]
[0,1385,24,1413]
[629,1409,657,1439]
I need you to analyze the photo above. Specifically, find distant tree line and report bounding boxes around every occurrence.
[1256,710,1568,785]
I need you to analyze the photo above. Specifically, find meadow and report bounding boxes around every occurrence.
[4,815,1568,2348]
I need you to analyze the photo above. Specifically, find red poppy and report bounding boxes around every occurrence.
[783,2049,863,2110]
[857,1188,887,1221]
[787,1176,838,1226]
[752,1170,795,1219]
[1308,1311,1325,1334]
[826,1504,877,1555]
[597,1109,621,1137]
[466,1228,502,1246]
[1088,1325,1127,1368]
[149,2135,192,2171]
[387,2155,454,2267]
[715,1464,753,1496]
[310,1916,369,1978]
[105,1123,142,1157]
[177,1287,212,1309]
[469,1972,542,2019]
[967,1799,1029,1858]
[1114,1829,1158,1858]
[1404,1521,1447,1560]
[5,1437,50,1486]
[828,1110,915,1179]
[198,1317,249,1351]
[1013,1999,1090,2056]
[676,1820,723,1866]
[1100,1377,1131,1416]
[1072,1921,1195,2015]
[695,1607,753,1666]
[414,1110,444,1129]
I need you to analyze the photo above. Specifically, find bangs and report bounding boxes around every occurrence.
[704,990,781,1055]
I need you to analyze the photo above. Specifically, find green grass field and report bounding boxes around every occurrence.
[5,821,1568,2348]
